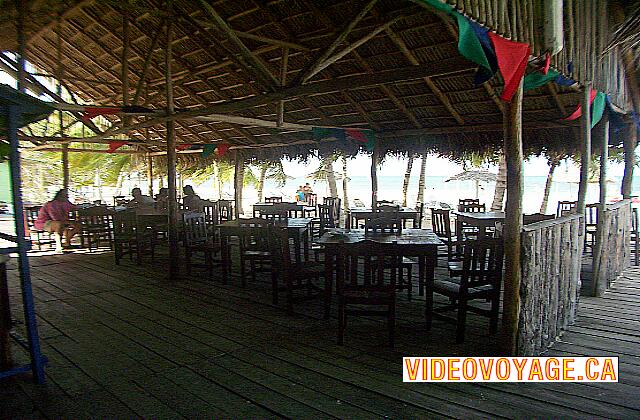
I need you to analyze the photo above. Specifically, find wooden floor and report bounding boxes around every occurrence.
[1,246,640,419]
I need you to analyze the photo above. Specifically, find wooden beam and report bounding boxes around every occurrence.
[84,57,471,139]
[383,120,579,137]
[501,80,524,356]
[277,47,289,127]
[132,19,164,105]
[294,0,379,85]
[305,16,402,81]
[385,27,464,124]
[371,141,378,210]
[577,84,592,213]
[27,0,94,42]
[622,124,636,199]
[196,0,279,89]
[166,1,179,280]
[24,147,144,154]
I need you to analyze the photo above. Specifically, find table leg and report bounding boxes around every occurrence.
[221,233,229,284]
[418,255,425,296]
[303,228,309,262]
[294,233,302,264]
[425,251,437,329]
[324,251,333,319]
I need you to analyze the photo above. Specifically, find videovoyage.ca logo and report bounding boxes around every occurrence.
[403,357,618,382]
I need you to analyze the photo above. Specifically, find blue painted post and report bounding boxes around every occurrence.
[6,105,46,383]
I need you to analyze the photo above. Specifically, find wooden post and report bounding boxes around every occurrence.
[165,0,179,280]
[622,125,636,199]
[234,151,244,218]
[501,81,524,355]
[371,143,378,210]
[146,153,154,197]
[577,83,592,214]
[277,47,288,127]
[592,114,610,296]
[122,11,130,125]
[56,13,69,191]
[15,0,25,93]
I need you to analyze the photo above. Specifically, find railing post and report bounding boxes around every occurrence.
[592,115,609,296]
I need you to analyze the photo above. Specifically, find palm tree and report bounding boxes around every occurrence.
[402,155,414,206]
[342,155,349,211]
[540,155,562,213]
[416,153,427,205]
[309,154,338,198]
[491,154,506,211]
[245,161,291,202]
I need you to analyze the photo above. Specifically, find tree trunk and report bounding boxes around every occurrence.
[212,160,221,199]
[416,154,427,204]
[402,156,414,206]
[491,154,507,210]
[257,165,267,203]
[540,157,560,213]
[234,156,245,217]
[325,158,338,198]
[342,156,349,211]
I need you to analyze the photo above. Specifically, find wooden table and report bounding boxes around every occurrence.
[454,211,505,240]
[346,208,419,229]
[218,218,313,283]
[316,228,443,319]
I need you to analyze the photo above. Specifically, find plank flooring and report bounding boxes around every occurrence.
[1,247,639,419]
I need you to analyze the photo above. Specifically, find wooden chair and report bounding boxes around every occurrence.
[113,211,154,265]
[259,203,289,220]
[458,198,480,212]
[413,202,424,228]
[77,207,114,251]
[312,204,335,238]
[456,203,486,239]
[24,205,55,250]
[268,225,324,313]
[523,213,555,225]
[217,200,234,222]
[304,193,318,217]
[202,202,219,238]
[556,200,577,217]
[584,204,599,251]
[183,212,220,279]
[324,197,341,227]
[427,238,504,343]
[237,218,272,287]
[431,208,458,261]
[265,196,283,203]
[335,240,399,347]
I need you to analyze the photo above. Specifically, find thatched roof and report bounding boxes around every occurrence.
[0,0,633,161]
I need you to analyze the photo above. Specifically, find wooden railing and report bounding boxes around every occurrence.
[518,214,584,356]
[593,200,632,296]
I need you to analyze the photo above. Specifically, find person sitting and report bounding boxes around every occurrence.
[182,185,203,211]
[125,187,155,209]
[302,183,313,201]
[155,188,169,211]
[34,189,80,253]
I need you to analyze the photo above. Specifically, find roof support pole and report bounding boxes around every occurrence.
[371,142,378,211]
[121,10,130,126]
[501,80,524,356]
[234,151,244,219]
[592,114,610,297]
[165,0,179,280]
[55,14,69,191]
[622,125,636,199]
[577,83,592,214]
[146,153,154,198]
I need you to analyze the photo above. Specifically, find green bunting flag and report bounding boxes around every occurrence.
[202,144,217,158]
[312,127,346,142]
[523,69,560,91]
[590,92,607,129]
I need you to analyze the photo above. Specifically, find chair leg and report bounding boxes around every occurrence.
[337,299,345,345]
[456,298,468,343]
[425,280,433,331]
[286,274,294,315]
[240,255,247,288]
[406,266,412,301]
[389,299,396,348]
[489,293,500,335]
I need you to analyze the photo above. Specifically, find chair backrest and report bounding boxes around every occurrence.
[24,206,41,228]
[307,193,318,207]
[113,210,137,239]
[414,202,425,228]
[556,200,577,217]
[458,198,480,211]
[238,218,270,252]
[584,203,599,225]
[335,240,400,290]
[460,203,486,213]
[217,200,234,222]
[365,215,402,235]
[77,207,114,231]
[183,212,208,246]
[265,196,283,203]
[523,213,555,225]
[202,202,219,228]
[259,203,289,220]
[318,204,335,235]
[431,208,452,239]
[633,208,639,233]
[377,200,396,206]
[376,204,400,214]
[459,238,504,291]
[267,225,292,270]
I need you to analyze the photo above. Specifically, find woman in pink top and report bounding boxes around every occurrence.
[34,189,79,252]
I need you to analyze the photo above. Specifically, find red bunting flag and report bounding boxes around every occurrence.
[82,107,121,123]
[176,144,192,151]
[564,89,597,121]
[488,33,531,102]
[215,143,230,157]
[541,52,551,75]
[107,141,128,153]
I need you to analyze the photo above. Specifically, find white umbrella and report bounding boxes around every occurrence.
[445,170,497,199]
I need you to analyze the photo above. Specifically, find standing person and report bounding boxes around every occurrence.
[34,189,80,253]
[182,185,203,211]
[125,187,155,209]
